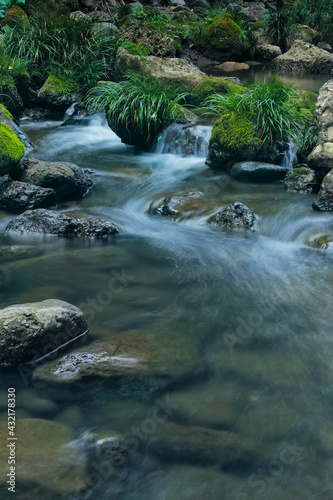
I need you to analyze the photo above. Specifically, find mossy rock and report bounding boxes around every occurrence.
[121,41,150,56]
[0,103,13,120]
[0,123,25,175]
[295,89,318,112]
[207,113,262,168]
[37,75,83,109]
[192,13,252,61]
[2,5,29,28]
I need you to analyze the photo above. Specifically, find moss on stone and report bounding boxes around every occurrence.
[286,167,309,180]
[121,41,150,56]
[193,13,251,58]
[211,113,262,153]
[0,123,25,171]
[296,89,318,112]
[41,75,79,97]
[2,5,29,28]
[0,104,13,120]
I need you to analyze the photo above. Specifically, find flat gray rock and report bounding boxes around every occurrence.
[229,161,289,181]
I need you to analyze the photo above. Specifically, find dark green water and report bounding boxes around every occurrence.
[0,112,333,499]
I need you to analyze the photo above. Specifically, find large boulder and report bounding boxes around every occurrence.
[0,177,57,213]
[32,329,205,390]
[273,40,333,73]
[0,123,25,176]
[6,209,119,238]
[308,80,333,177]
[229,161,289,182]
[192,13,253,62]
[37,75,83,109]
[149,190,205,220]
[10,158,93,200]
[208,202,257,231]
[0,419,88,494]
[313,169,333,211]
[285,166,319,193]
[114,49,244,106]
[0,299,88,367]
[206,114,281,168]
[0,104,34,151]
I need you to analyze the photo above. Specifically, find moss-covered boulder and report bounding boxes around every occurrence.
[115,49,244,106]
[0,104,33,150]
[206,113,283,169]
[285,166,319,193]
[37,75,83,109]
[0,123,25,176]
[192,13,253,62]
[119,6,183,58]
[2,5,29,28]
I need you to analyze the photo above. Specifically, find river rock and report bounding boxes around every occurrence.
[0,177,57,213]
[273,40,333,73]
[0,418,87,494]
[149,190,205,220]
[208,202,257,231]
[317,42,332,53]
[6,209,119,238]
[313,169,333,211]
[10,158,93,200]
[229,161,289,181]
[308,80,333,176]
[0,245,42,262]
[255,43,282,61]
[33,329,204,390]
[285,166,319,193]
[0,299,88,367]
[0,105,34,151]
[215,62,250,71]
[37,76,83,109]
[147,421,265,469]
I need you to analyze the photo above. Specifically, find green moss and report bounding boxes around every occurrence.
[2,5,29,28]
[121,41,149,56]
[0,123,25,170]
[41,75,79,97]
[0,104,13,120]
[211,113,262,153]
[193,13,251,56]
[286,167,308,180]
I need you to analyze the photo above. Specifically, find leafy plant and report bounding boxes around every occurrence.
[3,14,119,89]
[86,72,190,146]
[290,0,333,43]
[0,50,29,91]
[203,77,310,146]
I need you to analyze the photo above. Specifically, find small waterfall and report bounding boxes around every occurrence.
[156,124,212,157]
[282,141,298,168]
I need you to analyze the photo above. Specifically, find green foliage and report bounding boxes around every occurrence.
[0,50,29,92]
[0,0,24,18]
[0,123,25,169]
[0,103,13,119]
[120,41,149,56]
[3,14,119,90]
[86,72,190,147]
[2,5,28,27]
[263,7,292,47]
[211,113,262,153]
[290,0,333,43]
[204,77,308,146]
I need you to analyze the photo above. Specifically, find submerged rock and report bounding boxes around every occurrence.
[0,299,88,367]
[208,202,257,231]
[10,158,93,200]
[308,80,333,177]
[149,190,205,220]
[229,161,289,182]
[33,329,204,390]
[6,209,119,238]
[0,245,42,262]
[0,177,57,213]
[0,418,87,494]
[215,62,250,71]
[285,166,319,193]
[273,40,333,73]
[147,421,265,469]
[313,169,333,211]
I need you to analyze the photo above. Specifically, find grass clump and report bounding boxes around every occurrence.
[204,77,309,147]
[86,72,190,148]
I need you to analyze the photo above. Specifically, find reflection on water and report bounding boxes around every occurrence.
[1,113,333,499]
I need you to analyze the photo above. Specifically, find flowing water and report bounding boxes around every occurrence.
[1,111,333,499]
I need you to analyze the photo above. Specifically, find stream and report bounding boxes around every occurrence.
[1,107,333,499]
